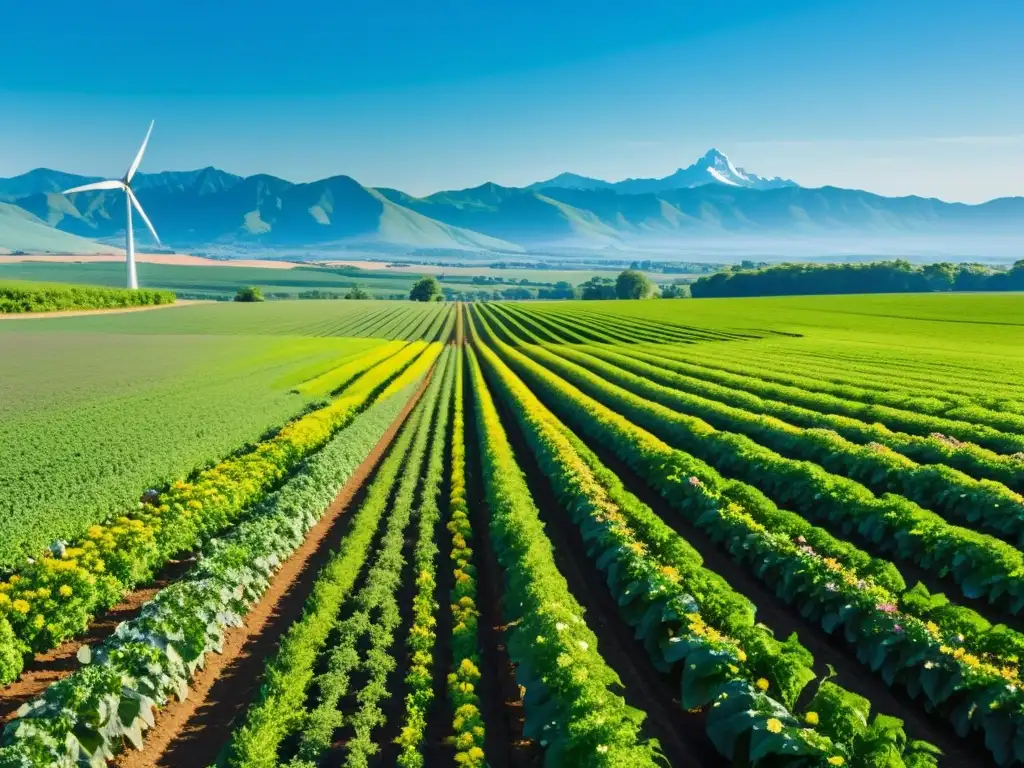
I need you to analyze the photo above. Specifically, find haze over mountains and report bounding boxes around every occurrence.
[1,149,1022,261]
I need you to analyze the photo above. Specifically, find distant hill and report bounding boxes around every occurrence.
[0,203,117,255]
[2,151,1023,259]
[5,169,522,254]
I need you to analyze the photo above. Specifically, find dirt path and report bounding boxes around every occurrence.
[0,300,208,321]
[113,363,437,768]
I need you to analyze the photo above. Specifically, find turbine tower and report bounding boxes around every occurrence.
[63,121,160,290]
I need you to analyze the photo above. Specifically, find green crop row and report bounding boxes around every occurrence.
[555,345,1024,547]
[467,344,663,767]
[395,350,455,767]
[646,342,1024,437]
[224,357,442,768]
[628,343,1024,455]
[590,344,1024,494]
[0,373,425,767]
[445,344,486,768]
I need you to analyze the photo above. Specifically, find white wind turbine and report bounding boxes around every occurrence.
[63,121,160,290]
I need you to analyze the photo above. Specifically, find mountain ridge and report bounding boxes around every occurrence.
[2,151,1023,258]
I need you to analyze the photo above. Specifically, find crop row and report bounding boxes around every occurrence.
[580,343,1024,494]
[225,347,449,768]
[625,341,1024,455]
[649,342,1024,436]
[698,343,1020,415]
[551,344,1024,546]
[394,349,456,767]
[445,343,487,767]
[0,341,441,686]
[472,308,1024,766]
[467,344,664,767]
[0,370,429,766]
[469,317,903,766]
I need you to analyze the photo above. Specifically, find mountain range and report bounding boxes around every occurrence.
[1,149,1022,259]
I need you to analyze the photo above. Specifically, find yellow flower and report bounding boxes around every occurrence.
[828,758,845,766]
[33,615,44,630]
[766,718,783,734]
[0,594,9,606]
[12,599,30,614]
[804,711,819,725]
[756,677,770,691]
[59,585,73,598]
[736,649,747,662]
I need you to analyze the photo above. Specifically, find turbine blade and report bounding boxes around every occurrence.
[126,188,160,245]
[125,120,154,183]
[63,179,125,195]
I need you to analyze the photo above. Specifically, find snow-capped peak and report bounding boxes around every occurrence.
[706,166,740,186]
[688,149,793,190]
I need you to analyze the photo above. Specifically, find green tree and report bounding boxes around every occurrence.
[234,286,265,302]
[409,276,443,302]
[659,283,689,298]
[345,284,371,299]
[615,269,654,299]
[579,277,616,300]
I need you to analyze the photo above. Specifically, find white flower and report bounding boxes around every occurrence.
[578,640,589,651]
[596,745,609,754]
[556,622,567,632]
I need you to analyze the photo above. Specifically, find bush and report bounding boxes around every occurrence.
[409,276,443,302]
[235,286,265,303]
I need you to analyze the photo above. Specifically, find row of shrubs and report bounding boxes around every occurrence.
[0,280,174,313]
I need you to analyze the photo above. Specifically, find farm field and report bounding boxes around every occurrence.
[0,260,604,301]
[1,293,1023,768]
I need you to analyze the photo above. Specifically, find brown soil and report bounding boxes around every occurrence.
[0,557,196,724]
[0,300,206,320]
[113,362,437,768]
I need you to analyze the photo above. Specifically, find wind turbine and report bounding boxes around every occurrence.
[63,121,160,290]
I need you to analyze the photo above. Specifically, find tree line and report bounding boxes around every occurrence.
[690,260,1024,298]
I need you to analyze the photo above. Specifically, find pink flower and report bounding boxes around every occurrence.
[688,476,702,487]
[796,535,807,544]
[893,624,904,633]
[876,602,898,614]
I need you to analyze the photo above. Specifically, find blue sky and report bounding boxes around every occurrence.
[3,0,1022,202]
